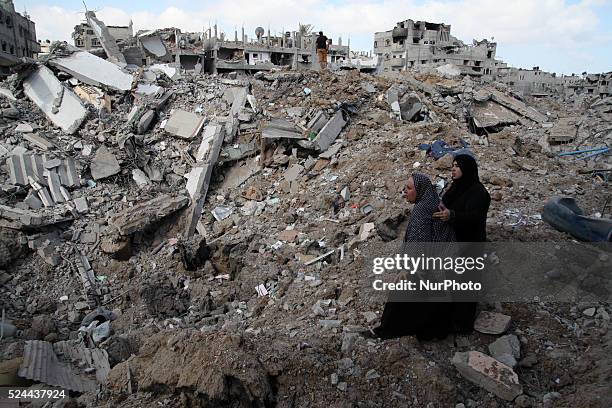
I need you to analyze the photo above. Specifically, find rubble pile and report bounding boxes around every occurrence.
[0,42,611,408]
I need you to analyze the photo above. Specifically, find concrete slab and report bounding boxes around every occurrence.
[109,194,189,235]
[314,110,347,151]
[164,109,205,140]
[452,351,522,401]
[149,64,180,80]
[23,133,54,151]
[49,51,133,92]
[85,11,126,65]
[262,118,303,139]
[139,34,168,58]
[195,124,219,161]
[15,123,34,133]
[24,192,43,210]
[23,66,88,134]
[90,146,120,180]
[73,197,89,214]
[59,158,80,188]
[46,171,65,203]
[230,87,248,117]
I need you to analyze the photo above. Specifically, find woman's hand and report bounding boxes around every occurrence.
[432,206,451,221]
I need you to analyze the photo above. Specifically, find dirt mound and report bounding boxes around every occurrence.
[108,331,274,407]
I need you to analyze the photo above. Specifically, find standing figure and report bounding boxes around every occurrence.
[316,31,329,70]
[433,154,491,332]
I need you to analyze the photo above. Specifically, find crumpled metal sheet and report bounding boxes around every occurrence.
[18,340,97,393]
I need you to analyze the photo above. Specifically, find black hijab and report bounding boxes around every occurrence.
[442,154,480,208]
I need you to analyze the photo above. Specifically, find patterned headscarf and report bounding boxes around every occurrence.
[405,173,455,243]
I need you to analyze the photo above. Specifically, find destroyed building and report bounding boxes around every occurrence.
[497,66,576,96]
[202,26,350,73]
[374,19,505,77]
[0,9,611,408]
[72,19,133,51]
[0,0,40,74]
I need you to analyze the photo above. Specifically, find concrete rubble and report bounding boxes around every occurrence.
[452,351,523,401]
[0,20,610,408]
[22,66,88,134]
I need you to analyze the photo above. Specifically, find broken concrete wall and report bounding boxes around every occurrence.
[23,66,88,134]
[85,11,127,65]
[49,51,134,92]
[138,32,169,59]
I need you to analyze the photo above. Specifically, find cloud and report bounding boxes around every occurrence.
[26,0,611,73]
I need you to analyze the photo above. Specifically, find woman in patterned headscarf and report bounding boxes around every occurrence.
[370,173,456,340]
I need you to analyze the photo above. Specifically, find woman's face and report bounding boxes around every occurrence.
[404,176,417,203]
[451,161,463,180]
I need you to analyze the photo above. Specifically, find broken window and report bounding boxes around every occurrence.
[487,50,493,58]
[421,60,426,64]
[385,39,390,46]
[86,29,94,35]
[399,40,404,45]
[413,38,419,44]
[463,60,469,65]
[374,41,377,48]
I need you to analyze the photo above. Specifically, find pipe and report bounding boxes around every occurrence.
[558,146,608,156]
[576,147,609,160]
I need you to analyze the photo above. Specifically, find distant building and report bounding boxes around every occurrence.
[0,0,40,74]
[202,26,349,73]
[374,19,503,77]
[72,20,132,51]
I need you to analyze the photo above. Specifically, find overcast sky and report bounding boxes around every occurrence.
[15,0,612,75]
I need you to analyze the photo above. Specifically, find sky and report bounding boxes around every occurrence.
[14,0,612,75]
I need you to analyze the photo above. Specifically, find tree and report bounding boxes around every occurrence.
[298,23,313,36]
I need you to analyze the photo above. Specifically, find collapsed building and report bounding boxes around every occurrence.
[374,19,506,77]
[0,0,40,75]
[0,9,611,408]
[72,19,133,51]
[202,26,350,73]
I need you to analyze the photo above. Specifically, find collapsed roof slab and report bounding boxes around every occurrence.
[48,51,134,92]
[139,33,169,58]
[85,11,127,65]
[163,109,205,140]
[23,66,88,134]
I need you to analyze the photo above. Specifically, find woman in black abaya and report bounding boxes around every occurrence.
[433,154,491,332]
[371,173,456,340]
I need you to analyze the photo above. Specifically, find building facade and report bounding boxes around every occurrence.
[202,27,349,73]
[72,20,132,51]
[0,0,40,73]
[374,19,502,77]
